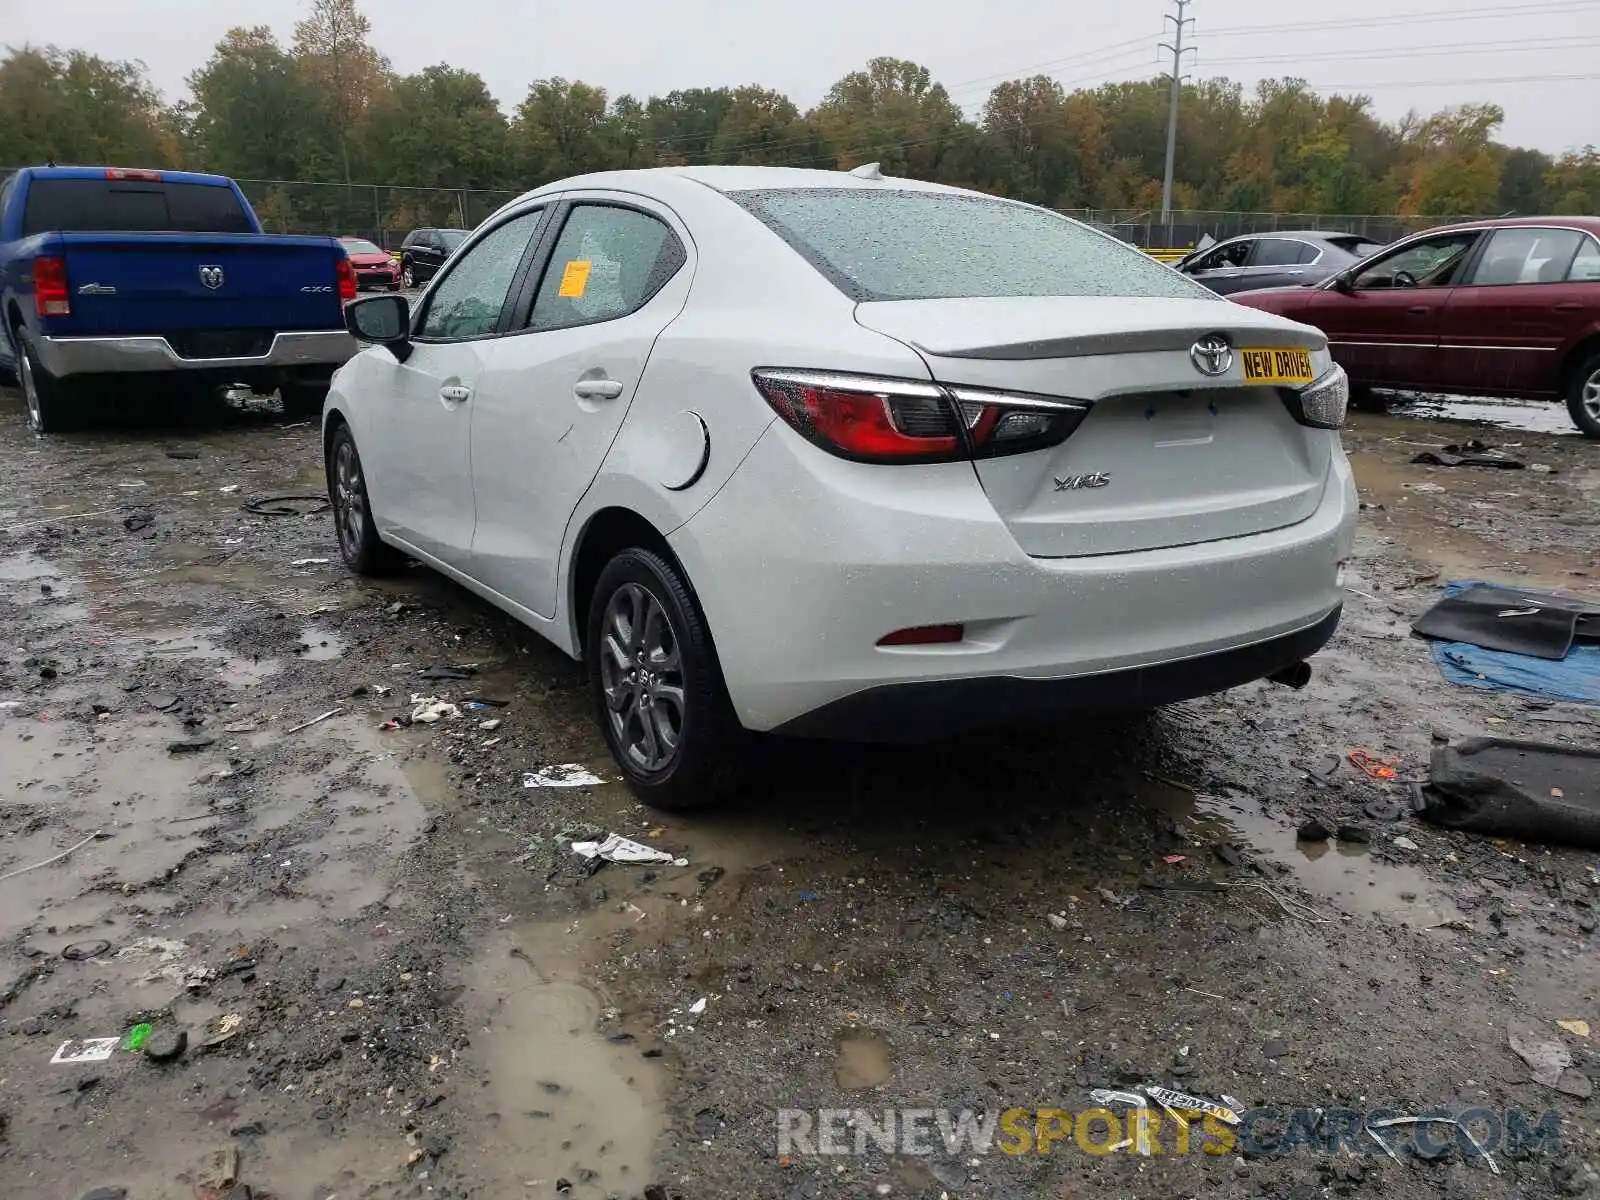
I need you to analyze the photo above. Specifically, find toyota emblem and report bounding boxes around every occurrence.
[1189,334,1233,377]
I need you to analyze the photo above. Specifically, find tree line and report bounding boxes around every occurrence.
[2,0,1597,239]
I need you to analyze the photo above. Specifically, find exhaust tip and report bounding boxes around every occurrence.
[1267,661,1313,690]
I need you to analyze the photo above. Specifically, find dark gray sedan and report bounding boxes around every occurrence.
[1175,231,1387,295]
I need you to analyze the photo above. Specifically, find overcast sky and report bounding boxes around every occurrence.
[5,0,1598,154]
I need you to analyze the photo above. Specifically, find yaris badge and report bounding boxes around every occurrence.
[1054,472,1111,491]
[199,265,224,290]
[1190,333,1232,376]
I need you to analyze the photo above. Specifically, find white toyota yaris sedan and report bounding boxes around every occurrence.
[325,165,1358,809]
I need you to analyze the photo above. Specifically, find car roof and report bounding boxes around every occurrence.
[514,164,979,206]
[23,165,236,187]
[1419,215,1600,236]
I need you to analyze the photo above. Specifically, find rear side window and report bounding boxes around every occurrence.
[729,188,1210,302]
[528,205,684,332]
[21,178,253,235]
[1252,239,1311,266]
[1569,238,1600,282]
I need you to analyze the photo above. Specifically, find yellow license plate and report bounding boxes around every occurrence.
[1240,347,1314,385]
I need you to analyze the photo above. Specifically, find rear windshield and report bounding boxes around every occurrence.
[22,178,254,236]
[440,229,469,249]
[341,239,385,255]
[728,188,1209,302]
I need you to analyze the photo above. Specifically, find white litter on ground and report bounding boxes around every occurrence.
[524,764,604,788]
[570,833,686,866]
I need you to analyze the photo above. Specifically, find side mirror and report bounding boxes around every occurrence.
[1332,272,1356,295]
[345,294,412,361]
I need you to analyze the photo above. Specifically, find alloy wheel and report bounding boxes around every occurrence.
[333,440,366,559]
[402,265,414,289]
[1584,367,1600,422]
[599,582,686,773]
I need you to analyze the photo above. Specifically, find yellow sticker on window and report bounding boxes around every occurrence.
[558,259,592,298]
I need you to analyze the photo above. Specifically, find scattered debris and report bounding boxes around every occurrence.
[289,558,329,566]
[1348,750,1398,780]
[1296,818,1331,842]
[571,834,685,867]
[121,511,153,533]
[167,736,217,754]
[244,494,329,517]
[143,1027,188,1062]
[0,830,106,883]
[51,1038,120,1065]
[417,665,475,680]
[1558,1019,1591,1038]
[1335,823,1372,845]
[61,940,112,961]
[410,697,461,724]
[198,1146,241,1190]
[1509,1022,1572,1086]
[1411,439,1525,470]
[688,997,708,1015]
[1420,737,1600,848]
[120,1024,153,1052]
[525,764,604,788]
[1368,1114,1500,1175]
[285,707,343,734]
[1392,836,1420,851]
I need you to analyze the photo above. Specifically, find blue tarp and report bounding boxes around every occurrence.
[1427,581,1600,707]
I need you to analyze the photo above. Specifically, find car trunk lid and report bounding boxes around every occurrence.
[855,296,1332,558]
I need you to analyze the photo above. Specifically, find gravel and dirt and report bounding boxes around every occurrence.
[0,384,1596,1200]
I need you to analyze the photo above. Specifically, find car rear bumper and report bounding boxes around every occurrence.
[668,422,1359,737]
[36,330,359,378]
[775,604,1341,740]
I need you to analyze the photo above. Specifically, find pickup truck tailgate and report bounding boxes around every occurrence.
[53,233,347,337]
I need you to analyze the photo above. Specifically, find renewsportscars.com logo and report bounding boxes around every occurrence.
[776,1106,1561,1162]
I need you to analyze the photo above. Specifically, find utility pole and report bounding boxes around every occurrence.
[1159,0,1197,234]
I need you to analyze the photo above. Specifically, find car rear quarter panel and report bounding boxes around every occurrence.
[558,179,936,652]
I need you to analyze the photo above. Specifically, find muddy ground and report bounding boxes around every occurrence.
[0,385,1596,1200]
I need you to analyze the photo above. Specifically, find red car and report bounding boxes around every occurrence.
[1233,217,1600,439]
[337,237,400,292]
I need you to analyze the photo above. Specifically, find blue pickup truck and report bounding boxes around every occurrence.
[0,165,360,432]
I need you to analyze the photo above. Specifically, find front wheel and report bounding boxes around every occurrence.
[327,424,404,576]
[1566,352,1600,440]
[401,262,415,289]
[587,548,745,810]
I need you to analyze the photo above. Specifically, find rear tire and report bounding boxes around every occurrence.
[17,327,78,433]
[281,382,329,421]
[401,261,415,289]
[327,424,405,576]
[587,548,745,810]
[1565,352,1600,441]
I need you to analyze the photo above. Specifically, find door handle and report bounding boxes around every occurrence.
[574,378,624,400]
[1554,301,1583,312]
[1407,306,1431,316]
[439,384,471,403]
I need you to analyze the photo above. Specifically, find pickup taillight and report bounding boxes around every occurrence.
[336,258,357,302]
[33,256,70,318]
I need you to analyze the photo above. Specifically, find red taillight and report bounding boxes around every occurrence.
[336,257,357,301]
[751,370,1090,464]
[33,256,70,318]
[878,624,965,647]
[105,167,162,181]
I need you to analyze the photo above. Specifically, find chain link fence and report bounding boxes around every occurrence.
[234,179,524,249]
[2,168,1484,255]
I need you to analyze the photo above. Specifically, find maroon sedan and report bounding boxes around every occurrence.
[1233,217,1600,438]
[338,237,400,292]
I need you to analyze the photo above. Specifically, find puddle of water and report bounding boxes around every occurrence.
[0,550,62,583]
[834,1029,894,1089]
[1145,783,1464,927]
[1388,393,1579,437]
[458,928,664,1197]
[298,623,348,661]
[129,628,282,687]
